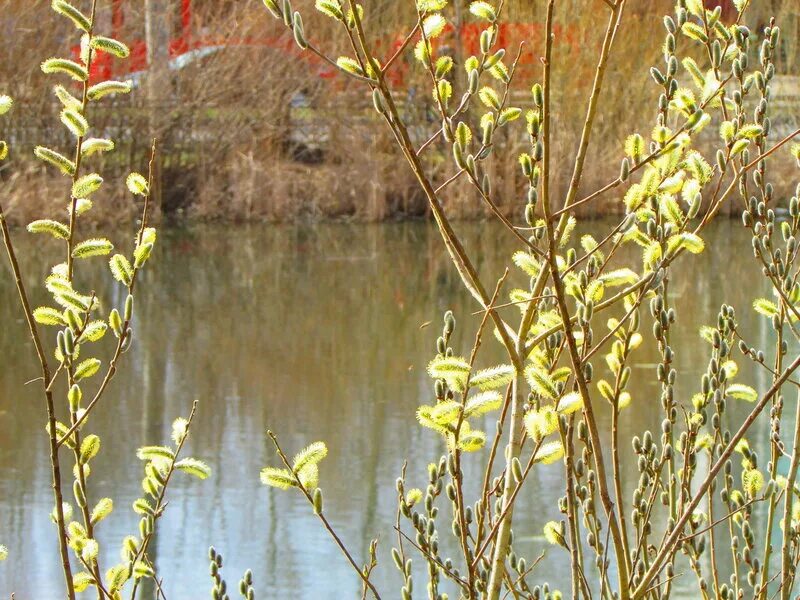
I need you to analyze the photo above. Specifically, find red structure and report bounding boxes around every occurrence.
[87,0,192,80]
[82,0,739,85]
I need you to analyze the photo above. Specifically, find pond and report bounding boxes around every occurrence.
[0,219,792,598]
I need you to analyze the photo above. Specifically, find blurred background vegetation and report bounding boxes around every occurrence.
[1,0,798,224]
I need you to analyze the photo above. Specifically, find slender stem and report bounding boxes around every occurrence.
[394,526,470,590]
[66,0,99,281]
[130,401,198,600]
[343,0,522,369]
[486,5,558,599]
[267,431,382,600]
[70,393,104,600]
[540,2,631,595]
[631,353,800,599]
[56,141,157,448]
[557,0,626,216]
[483,13,634,588]
[381,20,420,73]
[564,417,588,600]
[553,73,735,221]
[678,498,756,543]
[0,202,75,600]
[780,388,800,600]
[474,441,543,570]
[475,383,513,549]
[699,127,800,228]
[484,369,523,599]
[454,271,507,595]
[706,465,721,599]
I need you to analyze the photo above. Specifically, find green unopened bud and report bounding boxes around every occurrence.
[121,328,133,352]
[512,457,523,483]
[525,203,535,226]
[716,149,727,172]
[57,331,67,359]
[453,142,465,168]
[372,89,386,115]
[109,309,122,335]
[64,327,76,354]
[65,308,81,332]
[441,119,453,143]
[686,109,704,130]
[482,121,494,146]
[485,49,504,69]
[711,40,722,68]
[74,480,86,507]
[313,488,323,514]
[481,174,491,196]
[263,0,281,18]
[292,12,308,49]
[468,69,479,94]
[708,5,721,28]
[667,55,678,77]
[139,517,149,538]
[650,67,665,86]
[124,294,133,321]
[533,141,543,162]
[134,242,153,268]
[519,153,533,177]
[68,384,82,411]
[282,0,293,27]
[687,193,701,219]
[620,158,630,182]
[479,30,491,54]
[465,154,476,175]
[531,83,543,107]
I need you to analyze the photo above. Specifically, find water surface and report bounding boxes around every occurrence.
[0,220,789,598]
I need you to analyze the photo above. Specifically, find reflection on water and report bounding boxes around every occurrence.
[0,220,790,598]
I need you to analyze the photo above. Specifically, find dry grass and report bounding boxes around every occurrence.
[1,0,797,225]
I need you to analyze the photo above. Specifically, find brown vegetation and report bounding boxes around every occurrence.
[1,0,797,224]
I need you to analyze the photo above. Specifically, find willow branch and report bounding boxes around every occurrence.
[268,431,383,599]
[631,352,800,599]
[0,201,75,599]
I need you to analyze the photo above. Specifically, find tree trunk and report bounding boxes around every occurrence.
[144,0,172,132]
[144,0,171,212]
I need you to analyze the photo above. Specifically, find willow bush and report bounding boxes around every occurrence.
[0,1,211,598]
[254,0,800,599]
[4,0,800,598]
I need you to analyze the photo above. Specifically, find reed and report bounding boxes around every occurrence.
[2,1,795,224]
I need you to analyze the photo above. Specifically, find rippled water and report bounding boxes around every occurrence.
[0,220,791,598]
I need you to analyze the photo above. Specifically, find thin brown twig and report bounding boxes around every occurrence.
[451,270,508,593]
[552,75,733,220]
[340,0,524,371]
[57,140,158,448]
[631,352,800,599]
[382,20,420,73]
[500,551,545,600]
[473,441,541,571]
[268,430,382,599]
[677,498,757,543]
[66,0,99,282]
[393,526,470,590]
[0,201,76,598]
[470,293,556,316]
[130,401,199,600]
